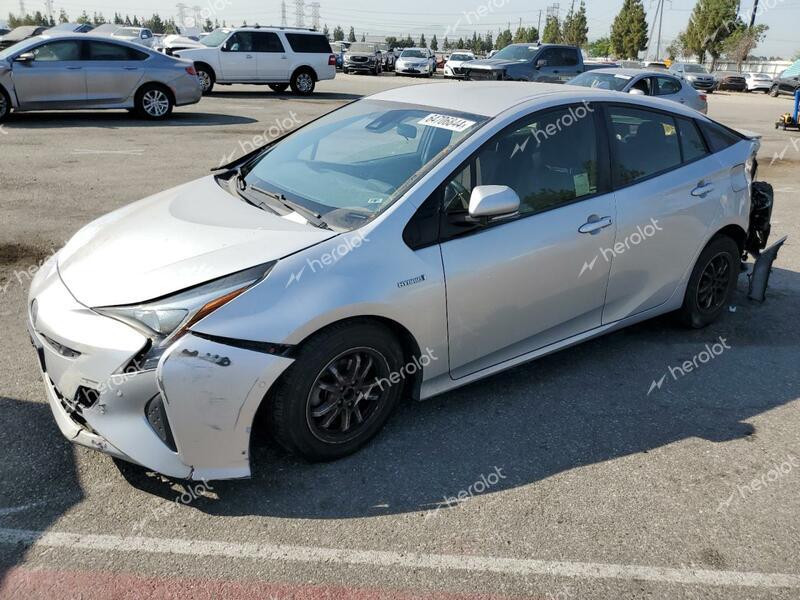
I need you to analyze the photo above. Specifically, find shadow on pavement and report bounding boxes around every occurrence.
[115,268,800,520]
[2,111,258,129]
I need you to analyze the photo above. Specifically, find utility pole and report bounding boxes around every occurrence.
[294,0,305,28]
[537,9,542,38]
[176,3,188,28]
[310,2,320,30]
[280,0,287,27]
[44,0,53,22]
[748,0,760,27]
[18,0,25,18]
[646,0,666,61]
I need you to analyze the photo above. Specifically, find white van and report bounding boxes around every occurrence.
[175,26,336,96]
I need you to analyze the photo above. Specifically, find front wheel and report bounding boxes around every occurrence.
[135,85,173,120]
[678,236,740,328]
[0,87,10,122]
[290,69,316,96]
[769,85,780,97]
[269,83,289,93]
[268,321,406,461]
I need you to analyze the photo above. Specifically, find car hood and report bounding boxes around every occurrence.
[346,52,376,58]
[463,58,517,70]
[58,176,337,307]
[398,57,427,63]
[446,60,472,67]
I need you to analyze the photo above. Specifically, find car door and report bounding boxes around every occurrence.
[601,104,724,323]
[536,47,581,83]
[84,41,147,104]
[652,75,685,106]
[438,103,616,378]
[219,32,257,80]
[11,39,86,107]
[254,32,288,80]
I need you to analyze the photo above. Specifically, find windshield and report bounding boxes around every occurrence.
[349,43,375,53]
[401,49,426,58]
[492,44,538,61]
[201,30,229,47]
[568,71,630,91]
[240,100,487,229]
[449,53,473,61]
[683,64,708,74]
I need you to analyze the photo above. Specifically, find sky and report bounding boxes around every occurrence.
[1,0,798,58]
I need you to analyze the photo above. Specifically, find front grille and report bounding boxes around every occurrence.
[146,394,177,452]
[467,69,502,81]
[349,56,368,63]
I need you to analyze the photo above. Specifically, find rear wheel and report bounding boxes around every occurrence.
[196,66,215,94]
[0,88,11,122]
[269,321,405,461]
[135,85,173,119]
[269,83,289,93]
[290,69,315,96]
[678,236,740,328]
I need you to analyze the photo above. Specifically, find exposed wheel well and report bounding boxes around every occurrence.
[135,82,175,106]
[714,224,747,257]
[292,65,318,81]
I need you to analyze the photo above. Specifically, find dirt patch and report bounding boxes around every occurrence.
[0,243,55,267]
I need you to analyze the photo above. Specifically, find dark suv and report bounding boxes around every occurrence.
[769,62,800,98]
[343,42,382,75]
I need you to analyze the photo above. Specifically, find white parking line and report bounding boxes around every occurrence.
[0,527,798,589]
[72,149,145,156]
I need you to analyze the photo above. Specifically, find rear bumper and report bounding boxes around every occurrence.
[28,257,294,481]
[170,73,203,106]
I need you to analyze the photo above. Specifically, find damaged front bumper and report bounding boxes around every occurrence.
[746,181,786,302]
[27,258,294,481]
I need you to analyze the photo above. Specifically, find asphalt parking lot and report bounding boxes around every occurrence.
[1,75,799,599]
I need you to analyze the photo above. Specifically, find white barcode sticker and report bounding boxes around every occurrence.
[418,113,476,132]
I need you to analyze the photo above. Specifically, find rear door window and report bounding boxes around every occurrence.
[254,32,284,53]
[606,105,682,187]
[86,41,148,61]
[654,76,682,96]
[698,120,743,153]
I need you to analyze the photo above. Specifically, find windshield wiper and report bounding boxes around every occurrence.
[249,184,332,230]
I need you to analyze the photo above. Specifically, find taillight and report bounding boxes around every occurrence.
[699,94,707,102]
[328,54,336,66]
[185,65,197,76]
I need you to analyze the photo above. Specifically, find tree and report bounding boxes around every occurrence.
[58,9,69,23]
[542,16,561,44]
[419,33,427,48]
[360,33,365,42]
[347,26,356,42]
[430,34,438,51]
[684,0,739,69]
[665,34,687,60]
[610,0,648,59]
[562,0,588,47]
[495,28,513,50]
[322,24,329,38]
[333,26,344,41]
[76,11,91,25]
[722,23,768,69]
[794,49,800,61]
[587,36,612,58]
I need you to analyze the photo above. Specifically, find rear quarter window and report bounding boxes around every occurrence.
[698,120,744,153]
[285,33,332,54]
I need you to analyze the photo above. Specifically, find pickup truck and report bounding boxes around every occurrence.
[464,43,605,83]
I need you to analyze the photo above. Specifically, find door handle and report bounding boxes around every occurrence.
[246,54,253,59]
[578,215,613,234]
[691,182,715,197]
[281,55,288,59]
[123,66,139,71]
[66,66,82,70]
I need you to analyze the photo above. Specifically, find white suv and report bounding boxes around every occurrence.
[175,27,336,96]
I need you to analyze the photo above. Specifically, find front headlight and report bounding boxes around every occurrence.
[98,262,275,371]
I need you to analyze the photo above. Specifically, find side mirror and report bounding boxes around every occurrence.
[629,88,646,96]
[536,59,547,69]
[15,52,35,64]
[468,185,520,221]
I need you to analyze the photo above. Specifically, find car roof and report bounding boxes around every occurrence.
[585,67,679,78]
[371,81,706,119]
[20,32,158,51]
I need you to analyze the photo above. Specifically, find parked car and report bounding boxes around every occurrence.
[643,60,668,70]
[377,42,395,70]
[343,42,383,75]
[109,27,156,48]
[0,33,202,121]
[568,68,708,114]
[50,23,95,33]
[0,29,9,37]
[157,33,204,56]
[395,47,435,77]
[743,72,772,93]
[463,43,602,82]
[768,61,800,97]
[88,23,121,35]
[670,62,716,93]
[715,71,747,92]
[330,41,346,69]
[0,26,47,50]
[174,27,336,95]
[443,50,475,79]
[27,81,770,480]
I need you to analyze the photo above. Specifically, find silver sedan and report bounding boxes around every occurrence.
[0,33,202,121]
[569,68,708,114]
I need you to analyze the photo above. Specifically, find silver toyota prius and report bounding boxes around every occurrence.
[0,33,202,121]
[28,82,772,481]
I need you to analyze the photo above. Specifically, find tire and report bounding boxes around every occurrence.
[769,85,779,97]
[0,87,10,123]
[678,236,740,329]
[269,321,406,461]
[342,67,349,74]
[135,84,173,120]
[196,65,215,95]
[269,83,289,93]
[290,68,315,96]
